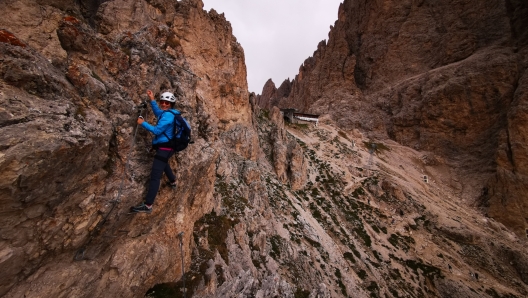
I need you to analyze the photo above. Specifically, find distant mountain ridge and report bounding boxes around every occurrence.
[257,0,528,237]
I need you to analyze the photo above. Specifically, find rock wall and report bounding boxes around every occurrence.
[2,0,528,297]
[0,0,257,296]
[261,0,528,236]
[268,106,307,189]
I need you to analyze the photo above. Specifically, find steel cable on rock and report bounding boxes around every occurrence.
[74,105,147,261]
[178,232,186,298]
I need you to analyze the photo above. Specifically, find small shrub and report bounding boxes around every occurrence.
[357,269,367,280]
[294,288,310,298]
[344,252,356,263]
[335,268,347,296]
[405,259,443,279]
[338,130,349,140]
[91,70,103,82]
[269,235,282,260]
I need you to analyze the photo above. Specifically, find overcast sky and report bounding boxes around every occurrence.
[202,0,343,94]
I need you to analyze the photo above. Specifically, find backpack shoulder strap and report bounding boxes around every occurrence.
[165,110,190,138]
[160,110,178,141]
[167,110,182,125]
[158,110,175,123]
[167,110,181,116]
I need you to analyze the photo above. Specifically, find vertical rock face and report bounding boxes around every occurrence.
[268,106,308,189]
[0,0,257,297]
[269,0,528,236]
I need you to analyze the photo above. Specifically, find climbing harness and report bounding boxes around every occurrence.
[179,232,186,298]
[74,102,147,261]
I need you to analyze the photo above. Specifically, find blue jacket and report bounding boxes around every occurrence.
[141,100,181,145]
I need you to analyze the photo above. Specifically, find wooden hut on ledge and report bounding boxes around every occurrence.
[280,108,320,126]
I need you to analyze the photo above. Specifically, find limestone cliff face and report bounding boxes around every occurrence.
[2,1,528,298]
[262,0,528,236]
[256,78,292,111]
[0,0,258,296]
[268,106,307,189]
[255,79,277,110]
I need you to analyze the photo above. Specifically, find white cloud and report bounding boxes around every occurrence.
[203,0,342,93]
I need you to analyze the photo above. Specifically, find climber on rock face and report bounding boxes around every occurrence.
[130,89,180,213]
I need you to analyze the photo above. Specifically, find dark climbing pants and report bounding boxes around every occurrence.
[145,149,175,205]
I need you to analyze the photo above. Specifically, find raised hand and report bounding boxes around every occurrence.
[147,90,155,100]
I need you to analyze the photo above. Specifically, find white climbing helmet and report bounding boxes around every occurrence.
[160,92,177,102]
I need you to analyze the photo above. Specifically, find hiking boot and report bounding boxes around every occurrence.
[130,203,152,213]
[168,181,177,189]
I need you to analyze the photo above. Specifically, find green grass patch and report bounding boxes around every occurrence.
[269,235,282,260]
[357,269,367,280]
[366,281,379,297]
[335,268,347,296]
[260,109,270,119]
[294,288,311,298]
[354,225,372,247]
[485,288,519,298]
[338,130,349,140]
[390,268,402,280]
[388,233,415,253]
[91,70,103,82]
[343,252,356,264]
[194,210,237,264]
[363,141,390,153]
[352,187,366,198]
[304,236,321,248]
[287,122,310,130]
[405,259,443,279]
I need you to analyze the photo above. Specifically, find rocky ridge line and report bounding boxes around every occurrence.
[257,0,528,237]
